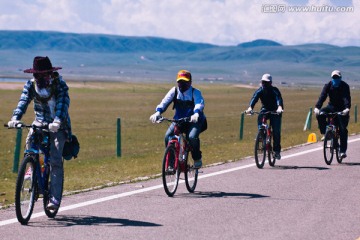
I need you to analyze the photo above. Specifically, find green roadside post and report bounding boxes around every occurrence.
[13,128,22,173]
[117,118,121,157]
[308,107,312,130]
[303,107,312,131]
[355,105,358,123]
[240,112,244,140]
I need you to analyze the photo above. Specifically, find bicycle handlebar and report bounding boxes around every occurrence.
[319,112,344,116]
[4,123,49,131]
[156,116,191,124]
[244,111,280,116]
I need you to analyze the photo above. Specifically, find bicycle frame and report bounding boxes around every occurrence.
[25,127,51,196]
[165,119,192,173]
[325,113,340,137]
[167,134,181,173]
[259,114,272,151]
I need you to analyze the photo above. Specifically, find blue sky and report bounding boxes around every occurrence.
[0,0,358,46]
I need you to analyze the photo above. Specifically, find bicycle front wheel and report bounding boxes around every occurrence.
[334,136,342,164]
[323,131,334,165]
[185,153,198,193]
[15,155,37,225]
[255,131,266,169]
[162,145,180,197]
[268,137,276,167]
[44,160,64,218]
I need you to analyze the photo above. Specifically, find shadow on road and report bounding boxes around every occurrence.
[271,165,330,170]
[179,191,269,199]
[35,215,162,227]
[341,162,360,166]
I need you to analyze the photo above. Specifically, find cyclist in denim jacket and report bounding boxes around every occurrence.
[314,70,351,159]
[150,70,207,168]
[8,56,71,210]
[245,73,284,160]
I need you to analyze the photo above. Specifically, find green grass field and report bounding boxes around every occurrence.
[1,81,359,207]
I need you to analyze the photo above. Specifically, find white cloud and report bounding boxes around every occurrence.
[0,0,358,46]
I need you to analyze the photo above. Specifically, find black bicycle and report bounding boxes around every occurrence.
[156,116,199,197]
[5,123,64,225]
[321,112,344,165]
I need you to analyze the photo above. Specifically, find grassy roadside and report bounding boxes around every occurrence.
[1,81,359,207]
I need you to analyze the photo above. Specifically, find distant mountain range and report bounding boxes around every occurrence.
[0,30,359,86]
[0,30,215,53]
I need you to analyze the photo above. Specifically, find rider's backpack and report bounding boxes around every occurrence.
[62,135,80,160]
[172,87,207,132]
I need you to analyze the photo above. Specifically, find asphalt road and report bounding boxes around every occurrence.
[1,135,360,240]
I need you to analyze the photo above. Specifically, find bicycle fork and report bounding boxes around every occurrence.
[166,138,180,171]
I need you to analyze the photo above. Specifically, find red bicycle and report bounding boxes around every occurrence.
[156,116,199,197]
[246,111,279,168]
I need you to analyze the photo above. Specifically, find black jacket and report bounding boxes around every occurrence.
[315,81,351,111]
[249,86,284,111]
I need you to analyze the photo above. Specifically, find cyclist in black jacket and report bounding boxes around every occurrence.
[245,73,284,160]
[314,70,351,158]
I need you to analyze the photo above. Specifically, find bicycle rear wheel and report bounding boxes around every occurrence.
[15,155,37,225]
[323,131,334,165]
[44,160,64,218]
[185,152,198,193]
[255,131,266,169]
[162,145,180,197]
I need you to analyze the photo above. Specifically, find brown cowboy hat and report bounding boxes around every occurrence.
[23,56,62,73]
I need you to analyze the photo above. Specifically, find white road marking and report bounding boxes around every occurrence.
[1,137,359,226]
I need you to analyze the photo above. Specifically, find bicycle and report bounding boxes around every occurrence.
[246,111,280,168]
[321,112,344,165]
[4,122,64,225]
[156,116,199,197]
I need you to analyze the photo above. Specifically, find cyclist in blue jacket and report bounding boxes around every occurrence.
[7,56,71,210]
[314,70,351,158]
[150,70,207,168]
[245,73,284,160]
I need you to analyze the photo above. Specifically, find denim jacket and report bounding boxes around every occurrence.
[11,75,72,139]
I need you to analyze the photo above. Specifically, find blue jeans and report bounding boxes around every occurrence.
[258,113,282,153]
[165,121,203,161]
